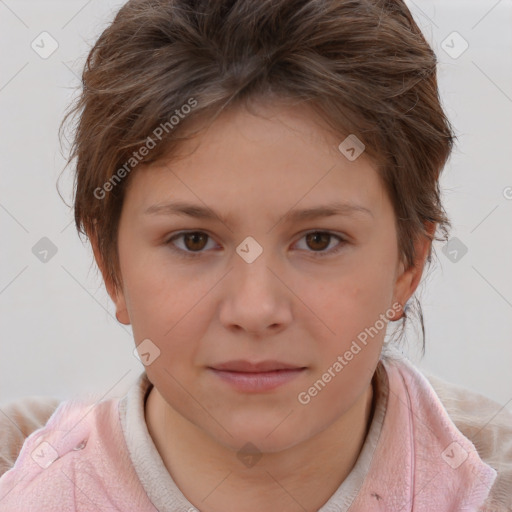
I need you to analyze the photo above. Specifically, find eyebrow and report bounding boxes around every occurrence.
[143,200,373,225]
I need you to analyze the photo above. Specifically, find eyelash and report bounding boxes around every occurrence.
[164,230,347,259]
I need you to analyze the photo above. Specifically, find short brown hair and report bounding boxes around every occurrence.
[61,0,455,343]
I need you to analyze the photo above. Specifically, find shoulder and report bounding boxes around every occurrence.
[0,396,61,476]
[0,395,154,511]
[423,371,512,511]
[0,397,126,511]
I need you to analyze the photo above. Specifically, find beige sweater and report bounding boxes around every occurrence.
[1,368,511,510]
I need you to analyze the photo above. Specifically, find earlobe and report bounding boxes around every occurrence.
[110,281,130,325]
[391,223,436,319]
[391,263,419,322]
[88,229,131,326]
[114,305,131,325]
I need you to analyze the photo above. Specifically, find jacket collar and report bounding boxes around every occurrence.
[350,352,497,511]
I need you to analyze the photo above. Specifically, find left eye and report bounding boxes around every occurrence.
[294,231,346,256]
[165,231,346,258]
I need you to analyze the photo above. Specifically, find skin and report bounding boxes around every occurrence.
[92,100,433,512]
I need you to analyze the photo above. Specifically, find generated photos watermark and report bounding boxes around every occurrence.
[297,302,401,405]
[94,97,198,200]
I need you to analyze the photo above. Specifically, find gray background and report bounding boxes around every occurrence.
[0,0,511,413]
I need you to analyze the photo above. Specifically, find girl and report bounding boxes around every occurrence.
[0,0,510,510]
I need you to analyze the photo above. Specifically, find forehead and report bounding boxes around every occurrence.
[123,102,390,222]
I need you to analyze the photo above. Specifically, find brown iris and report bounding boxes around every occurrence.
[182,232,208,251]
[305,232,331,251]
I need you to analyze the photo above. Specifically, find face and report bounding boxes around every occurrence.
[103,101,425,453]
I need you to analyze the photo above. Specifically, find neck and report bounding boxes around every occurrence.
[145,381,374,512]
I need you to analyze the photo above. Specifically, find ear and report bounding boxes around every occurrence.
[391,222,436,319]
[88,230,131,325]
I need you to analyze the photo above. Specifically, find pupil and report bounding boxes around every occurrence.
[186,232,206,251]
[308,232,328,251]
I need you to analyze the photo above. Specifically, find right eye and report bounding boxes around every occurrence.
[165,231,218,258]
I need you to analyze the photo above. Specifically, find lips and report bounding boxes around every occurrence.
[207,360,307,392]
[210,360,306,372]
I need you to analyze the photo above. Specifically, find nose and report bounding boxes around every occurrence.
[218,245,293,337]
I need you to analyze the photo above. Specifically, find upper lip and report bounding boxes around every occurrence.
[210,360,306,372]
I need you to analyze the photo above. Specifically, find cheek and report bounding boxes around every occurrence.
[318,252,395,328]
[119,246,201,346]
[294,277,389,422]
[120,251,236,392]
[304,251,395,373]
[315,287,387,369]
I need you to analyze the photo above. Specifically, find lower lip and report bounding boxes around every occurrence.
[208,368,306,392]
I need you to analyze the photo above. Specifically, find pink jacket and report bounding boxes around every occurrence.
[0,356,498,511]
